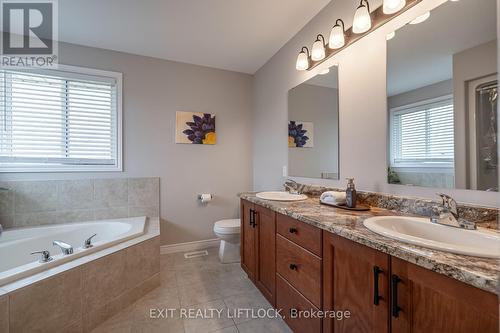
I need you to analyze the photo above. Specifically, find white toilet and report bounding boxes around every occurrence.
[213,219,241,263]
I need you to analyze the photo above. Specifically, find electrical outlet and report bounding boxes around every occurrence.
[282,165,288,177]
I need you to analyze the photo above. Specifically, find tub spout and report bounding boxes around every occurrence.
[53,240,74,255]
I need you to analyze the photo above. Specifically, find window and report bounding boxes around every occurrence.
[0,65,122,172]
[390,96,454,168]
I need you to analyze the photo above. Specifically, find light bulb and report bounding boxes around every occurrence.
[353,1,372,34]
[410,11,430,24]
[296,48,309,71]
[329,20,346,49]
[386,31,396,40]
[383,0,406,14]
[311,35,326,61]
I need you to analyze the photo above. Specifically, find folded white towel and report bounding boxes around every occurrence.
[320,191,346,205]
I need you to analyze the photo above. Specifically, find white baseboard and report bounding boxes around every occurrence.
[160,238,220,255]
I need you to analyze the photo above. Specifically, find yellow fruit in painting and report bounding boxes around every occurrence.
[288,136,295,147]
[203,132,217,144]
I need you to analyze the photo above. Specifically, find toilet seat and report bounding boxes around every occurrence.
[214,219,240,234]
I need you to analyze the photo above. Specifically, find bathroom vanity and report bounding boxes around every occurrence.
[239,195,499,333]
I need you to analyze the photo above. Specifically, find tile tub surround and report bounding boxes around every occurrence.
[0,177,160,229]
[0,235,160,333]
[291,183,499,229]
[240,193,500,295]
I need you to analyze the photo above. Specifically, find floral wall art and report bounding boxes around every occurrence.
[288,121,314,148]
[176,111,216,144]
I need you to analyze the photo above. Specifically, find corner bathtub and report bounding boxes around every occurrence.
[0,216,146,286]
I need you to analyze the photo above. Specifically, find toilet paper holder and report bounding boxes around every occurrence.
[197,194,213,203]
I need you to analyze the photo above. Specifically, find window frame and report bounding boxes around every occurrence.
[389,94,455,170]
[0,64,123,173]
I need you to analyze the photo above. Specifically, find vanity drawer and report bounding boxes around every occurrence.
[276,234,322,307]
[277,213,322,256]
[276,274,322,333]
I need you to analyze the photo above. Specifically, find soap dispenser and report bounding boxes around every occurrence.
[345,178,357,208]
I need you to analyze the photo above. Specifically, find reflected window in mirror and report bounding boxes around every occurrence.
[386,0,497,191]
[288,66,340,180]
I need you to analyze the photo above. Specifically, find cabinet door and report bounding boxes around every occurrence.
[277,274,322,333]
[254,204,276,306]
[240,200,256,280]
[391,257,499,333]
[323,233,390,333]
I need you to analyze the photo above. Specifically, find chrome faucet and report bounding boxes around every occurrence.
[53,240,74,255]
[284,179,302,194]
[83,234,97,249]
[430,193,476,230]
[31,250,53,263]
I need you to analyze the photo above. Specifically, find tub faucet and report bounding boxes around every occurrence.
[430,193,476,230]
[53,240,74,255]
[31,250,53,263]
[83,234,97,249]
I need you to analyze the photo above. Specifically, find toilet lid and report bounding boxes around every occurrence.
[214,219,241,234]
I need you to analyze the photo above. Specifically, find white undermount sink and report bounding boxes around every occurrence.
[256,191,308,202]
[363,216,500,258]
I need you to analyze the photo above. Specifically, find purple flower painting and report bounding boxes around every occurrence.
[288,121,314,148]
[176,112,216,145]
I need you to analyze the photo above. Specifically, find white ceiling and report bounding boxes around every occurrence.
[387,0,497,96]
[58,0,331,74]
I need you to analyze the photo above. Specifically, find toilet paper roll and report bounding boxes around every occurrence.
[199,194,213,203]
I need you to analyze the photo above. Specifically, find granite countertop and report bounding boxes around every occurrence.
[240,193,500,295]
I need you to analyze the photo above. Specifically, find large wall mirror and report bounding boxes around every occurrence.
[288,66,340,179]
[387,0,497,191]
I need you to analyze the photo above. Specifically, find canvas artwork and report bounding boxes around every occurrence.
[288,121,314,148]
[176,111,216,144]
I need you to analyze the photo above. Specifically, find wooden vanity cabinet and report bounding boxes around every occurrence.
[323,233,390,333]
[241,200,499,333]
[240,199,276,306]
[391,257,499,333]
[240,199,256,280]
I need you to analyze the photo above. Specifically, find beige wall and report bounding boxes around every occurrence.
[252,0,499,208]
[0,42,253,245]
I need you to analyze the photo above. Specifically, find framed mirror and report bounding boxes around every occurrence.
[386,0,497,191]
[288,66,340,179]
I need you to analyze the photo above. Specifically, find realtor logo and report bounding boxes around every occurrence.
[1,0,58,68]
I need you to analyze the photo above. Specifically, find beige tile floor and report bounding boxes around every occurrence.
[91,248,292,333]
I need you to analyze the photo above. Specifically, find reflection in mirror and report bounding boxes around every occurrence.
[288,66,339,179]
[387,0,497,191]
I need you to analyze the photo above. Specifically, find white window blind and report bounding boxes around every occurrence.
[390,96,454,168]
[0,66,122,172]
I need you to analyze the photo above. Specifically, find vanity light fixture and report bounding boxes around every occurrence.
[296,47,310,71]
[353,0,372,34]
[386,31,396,40]
[329,19,346,49]
[295,0,423,71]
[383,0,406,14]
[311,34,327,61]
[410,11,430,24]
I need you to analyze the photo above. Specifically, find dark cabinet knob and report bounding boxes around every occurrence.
[289,228,298,234]
[289,263,298,270]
